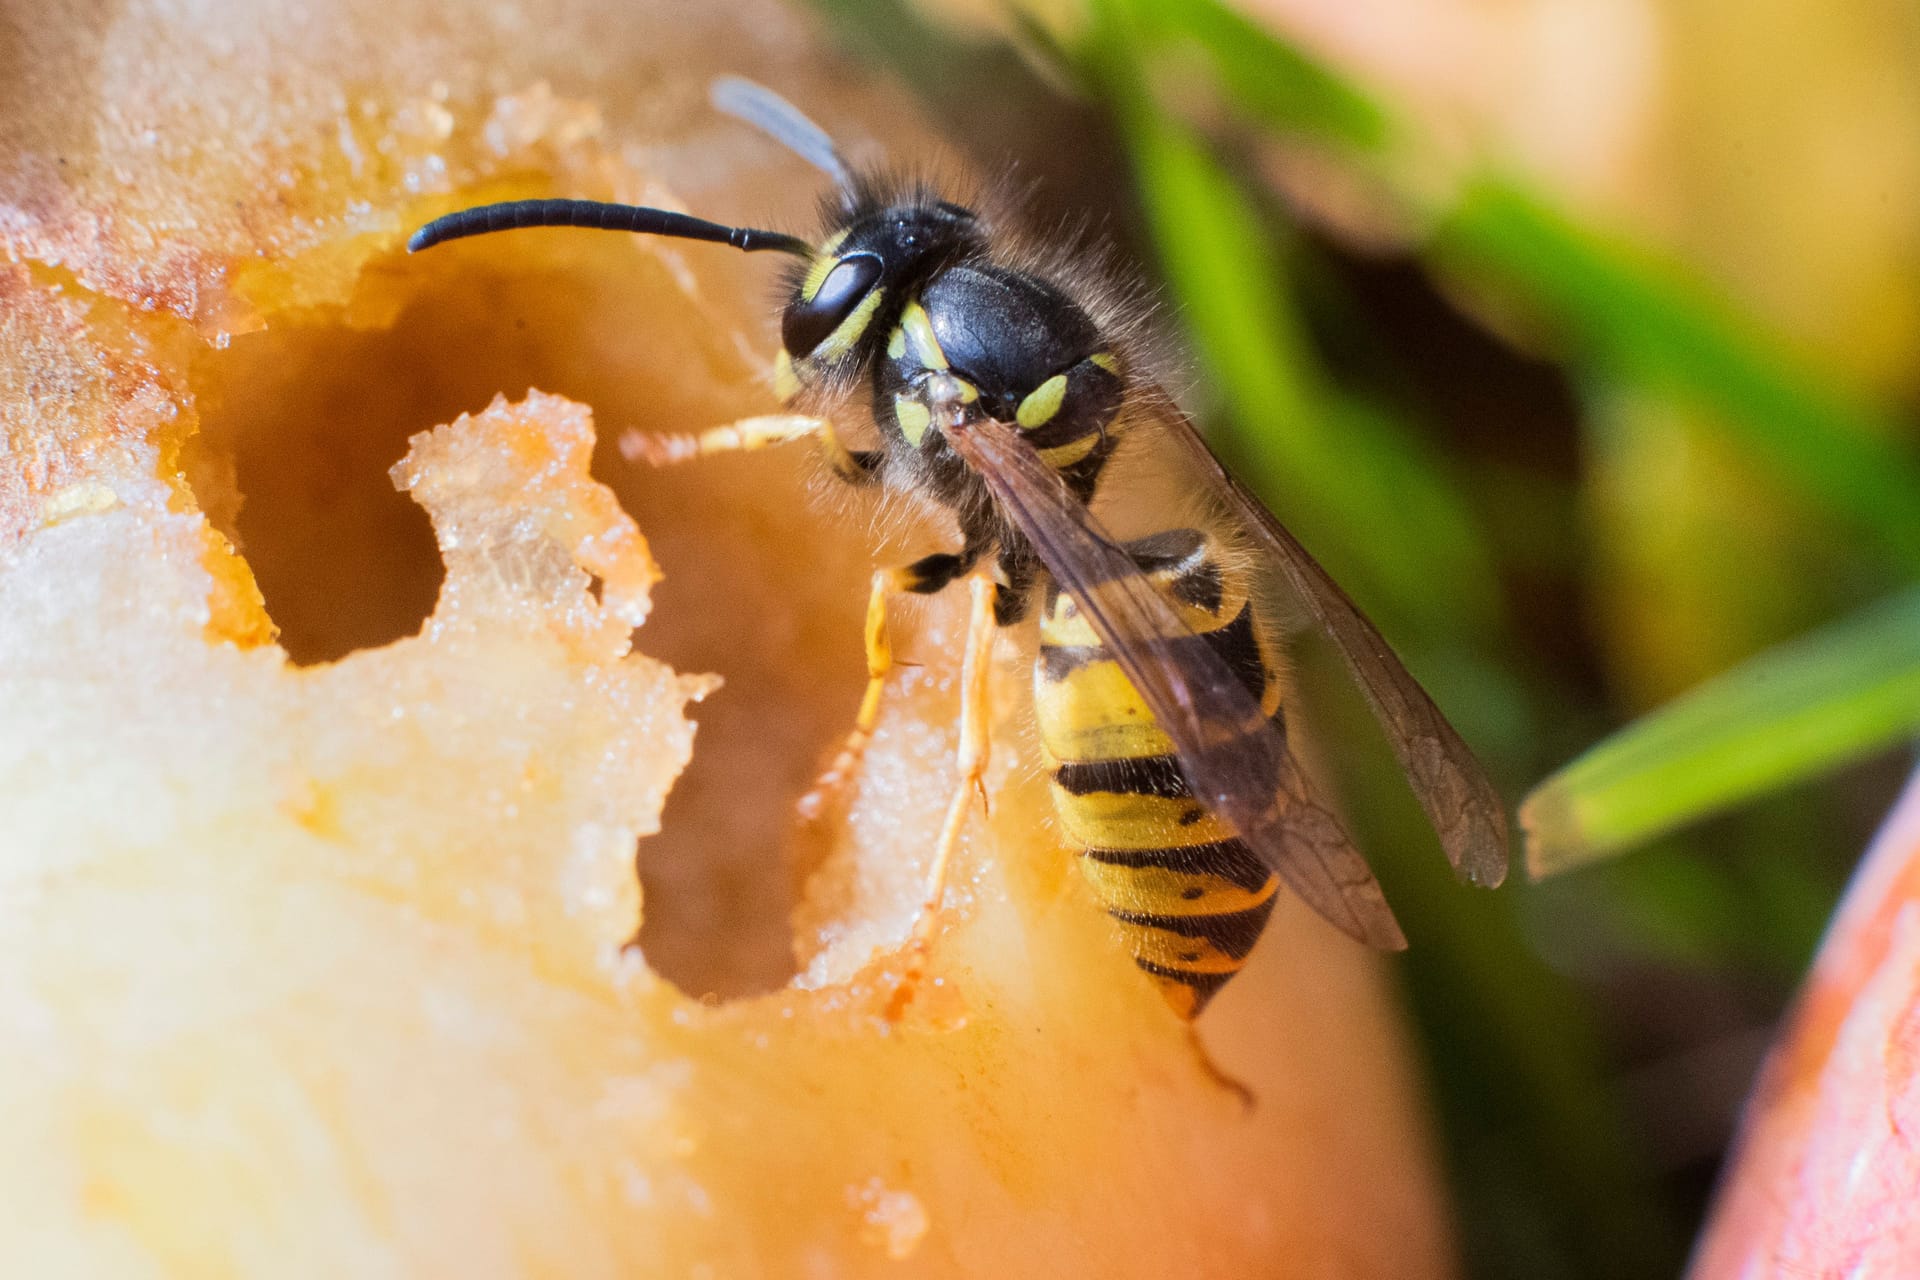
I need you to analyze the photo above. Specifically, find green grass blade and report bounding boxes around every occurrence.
[1432,178,1920,573]
[1092,22,1498,639]
[1117,7,1920,575]
[1117,0,1395,152]
[1523,588,1920,876]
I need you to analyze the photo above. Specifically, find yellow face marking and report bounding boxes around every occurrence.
[899,301,948,370]
[1089,351,1120,375]
[894,396,931,447]
[1077,858,1279,919]
[800,255,837,303]
[810,287,885,363]
[887,326,906,359]
[773,349,801,402]
[800,232,855,302]
[800,232,857,302]
[1016,373,1068,430]
[1037,434,1100,469]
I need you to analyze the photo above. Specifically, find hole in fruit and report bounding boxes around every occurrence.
[187,314,446,666]
[183,227,873,1000]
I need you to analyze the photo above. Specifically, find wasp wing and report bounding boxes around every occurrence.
[946,415,1406,950]
[1129,392,1511,889]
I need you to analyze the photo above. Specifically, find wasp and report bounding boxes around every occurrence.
[409,77,1509,1017]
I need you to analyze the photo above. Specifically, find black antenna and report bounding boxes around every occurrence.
[406,198,811,256]
[710,76,853,190]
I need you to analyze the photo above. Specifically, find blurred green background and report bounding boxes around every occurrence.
[802,0,1920,1275]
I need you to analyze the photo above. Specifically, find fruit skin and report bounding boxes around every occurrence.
[1688,767,1920,1279]
[0,1,1455,1274]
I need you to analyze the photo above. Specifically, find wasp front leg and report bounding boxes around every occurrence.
[619,412,825,466]
[619,413,884,483]
[882,573,998,1020]
[797,564,905,821]
[797,544,986,820]
[913,573,1000,944]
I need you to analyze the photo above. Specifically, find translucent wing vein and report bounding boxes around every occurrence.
[1140,395,1510,889]
[947,415,1406,950]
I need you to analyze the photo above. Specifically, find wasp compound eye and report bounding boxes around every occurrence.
[783,253,883,357]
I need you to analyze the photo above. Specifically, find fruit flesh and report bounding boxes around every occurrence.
[0,1,1455,1274]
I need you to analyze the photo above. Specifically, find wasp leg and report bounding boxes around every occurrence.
[912,573,998,945]
[883,574,997,1020]
[618,412,831,466]
[619,413,884,482]
[990,539,1040,626]
[798,565,905,820]
[818,420,885,486]
[798,545,985,820]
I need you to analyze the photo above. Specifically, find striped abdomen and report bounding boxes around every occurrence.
[1033,529,1283,1018]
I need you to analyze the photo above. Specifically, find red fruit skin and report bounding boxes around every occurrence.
[1690,766,1920,1278]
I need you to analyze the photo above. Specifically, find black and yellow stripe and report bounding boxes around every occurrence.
[1035,529,1283,1018]
[1010,351,1123,494]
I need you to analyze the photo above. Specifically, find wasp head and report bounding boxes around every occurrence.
[775,198,983,398]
